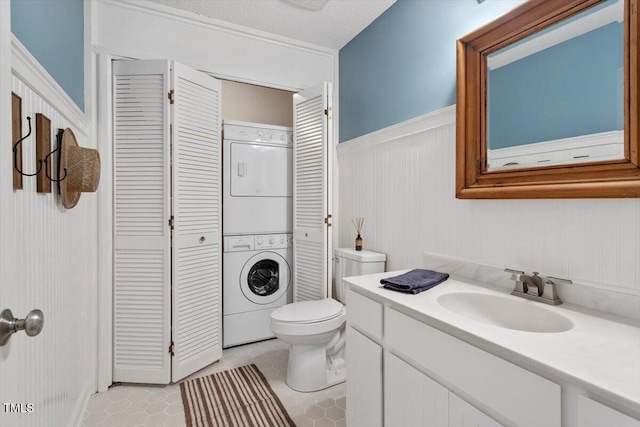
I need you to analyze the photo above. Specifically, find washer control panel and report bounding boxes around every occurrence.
[224,236,255,252]
[255,233,292,249]
[224,234,292,252]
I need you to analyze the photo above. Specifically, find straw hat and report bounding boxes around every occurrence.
[59,128,101,209]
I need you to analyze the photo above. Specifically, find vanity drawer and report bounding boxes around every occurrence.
[578,395,640,427]
[385,307,561,427]
[347,289,383,342]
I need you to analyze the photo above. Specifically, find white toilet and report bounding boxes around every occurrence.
[270,248,386,392]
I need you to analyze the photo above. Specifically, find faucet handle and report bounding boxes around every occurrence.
[546,276,573,285]
[504,268,525,281]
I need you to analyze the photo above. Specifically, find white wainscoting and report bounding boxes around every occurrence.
[2,38,96,427]
[337,106,640,296]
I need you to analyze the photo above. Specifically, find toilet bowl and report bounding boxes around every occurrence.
[270,248,386,392]
[271,299,347,392]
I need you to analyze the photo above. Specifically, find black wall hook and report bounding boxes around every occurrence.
[13,117,43,177]
[43,132,67,183]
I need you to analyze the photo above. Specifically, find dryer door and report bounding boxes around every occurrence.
[230,142,293,197]
[241,252,291,305]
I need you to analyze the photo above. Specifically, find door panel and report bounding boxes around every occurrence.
[449,393,503,427]
[346,326,382,427]
[385,352,449,427]
[171,61,222,382]
[293,82,332,302]
[113,59,172,384]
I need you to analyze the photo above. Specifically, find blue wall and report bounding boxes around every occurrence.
[11,0,84,111]
[339,0,525,142]
[488,22,623,149]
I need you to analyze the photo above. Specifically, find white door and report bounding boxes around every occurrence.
[0,2,18,424]
[170,61,222,382]
[292,82,333,302]
[113,60,172,384]
[113,59,222,384]
[1,3,99,423]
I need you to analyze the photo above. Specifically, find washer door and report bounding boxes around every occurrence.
[240,251,291,305]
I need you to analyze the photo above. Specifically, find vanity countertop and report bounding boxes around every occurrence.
[344,271,640,416]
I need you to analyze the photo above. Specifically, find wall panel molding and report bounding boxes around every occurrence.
[338,105,455,154]
[338,106,639,298]
[11,35,89,133]
[5,67,97,426]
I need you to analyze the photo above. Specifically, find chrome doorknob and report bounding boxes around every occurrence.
[0,308,44,346]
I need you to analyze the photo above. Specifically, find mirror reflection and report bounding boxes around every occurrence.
[486,0,624,171]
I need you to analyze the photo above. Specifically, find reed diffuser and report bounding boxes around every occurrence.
[352,217,364,251]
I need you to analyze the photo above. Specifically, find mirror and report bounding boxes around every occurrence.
[456,0,639,198]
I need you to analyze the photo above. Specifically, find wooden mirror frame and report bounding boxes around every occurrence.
[456,0,639,199]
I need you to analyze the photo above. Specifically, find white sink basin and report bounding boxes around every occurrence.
[437,291,574,333]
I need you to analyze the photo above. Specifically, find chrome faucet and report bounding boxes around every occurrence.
[505,268,572,305]
[521,272,543,296]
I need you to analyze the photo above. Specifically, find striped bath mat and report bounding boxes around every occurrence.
[180,364,295,427]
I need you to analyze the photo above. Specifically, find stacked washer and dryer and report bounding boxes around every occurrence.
[222,121,294,348]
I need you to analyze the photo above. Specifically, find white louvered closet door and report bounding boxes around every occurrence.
[171,62,222,382]
[113,60,172,384]
[293,82,333,302]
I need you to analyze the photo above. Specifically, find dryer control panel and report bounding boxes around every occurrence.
[223,121,292,145]
[224,234,292,252]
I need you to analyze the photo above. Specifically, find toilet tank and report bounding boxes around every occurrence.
[334,248,386,303]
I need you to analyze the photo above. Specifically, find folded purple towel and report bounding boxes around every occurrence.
[380,269,449,294]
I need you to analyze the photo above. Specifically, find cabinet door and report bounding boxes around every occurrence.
[578,395,640,427]
[385,352,448,427]
[449,393,503,427]
[346,326,382,427]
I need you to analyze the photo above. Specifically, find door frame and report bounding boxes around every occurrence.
[0,0,16,413]
[95,45,339,391]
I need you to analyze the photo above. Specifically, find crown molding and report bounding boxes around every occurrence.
[99,0,338,58]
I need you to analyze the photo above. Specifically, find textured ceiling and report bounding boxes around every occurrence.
[143,0,397,49]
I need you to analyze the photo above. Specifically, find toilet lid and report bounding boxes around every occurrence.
[271,299,344,324]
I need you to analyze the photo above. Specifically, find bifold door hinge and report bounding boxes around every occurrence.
[324,214,332,227]
[168,90,174,104]
[168,341,174,356]
[168,216,174,230]
[324,108,331,118]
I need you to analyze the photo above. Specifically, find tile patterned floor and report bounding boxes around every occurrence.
[82,339,346,427]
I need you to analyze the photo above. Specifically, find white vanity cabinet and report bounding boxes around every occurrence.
[345,273,640,427]
[346,287,558,426]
